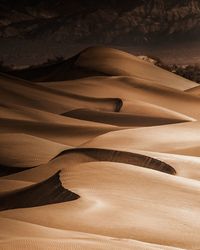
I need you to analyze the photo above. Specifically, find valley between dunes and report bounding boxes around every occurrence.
[0,47,200,250]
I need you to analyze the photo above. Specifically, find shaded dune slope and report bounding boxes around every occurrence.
[0,165,31,178]
[0,52,107,82]
[3,147,176,185]
[0,179,33,193]
[0,171,79,211]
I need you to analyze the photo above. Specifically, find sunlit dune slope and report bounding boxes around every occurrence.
[0,46,200,250]
[74,47,197,90]
[0,218,185,250]
[185,85,200,95]
[84,121,200,156]
[5,47,198,91]
[1,162,200,249]
[42,76,200,120]
[0,73,122,114]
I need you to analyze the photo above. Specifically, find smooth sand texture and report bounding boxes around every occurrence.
[0,47,200,250]
[75,47,197,91]
[40,76,200,119]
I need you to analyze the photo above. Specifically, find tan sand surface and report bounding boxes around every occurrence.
[0,47,200,250]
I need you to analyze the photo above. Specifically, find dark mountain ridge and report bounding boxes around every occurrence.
[0,0,200,44]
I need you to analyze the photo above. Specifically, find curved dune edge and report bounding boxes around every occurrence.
[184,85,200,95]
[55,148,176,176]
[0,117,120,146]
[63,108,192,127]
[86,147,200,182]
[82,121,200,156]
[2,148,176,185]
[0,171,79,211]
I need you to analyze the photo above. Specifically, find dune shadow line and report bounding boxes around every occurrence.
[0,171,79,211]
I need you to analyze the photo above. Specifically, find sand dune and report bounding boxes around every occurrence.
[5,47,197,91]
[84,121,200,156]
[42,76,200,119]
[1,162,200,249]
[0,171,79,211]
[0,47,200,250]
[0,117,120,146]
[0,238,187,250]
[74,47,197,90]
[0,133,68,167]
[0,179,33,192]
[0,218,185,250]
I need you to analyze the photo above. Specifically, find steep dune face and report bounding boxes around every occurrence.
[0,47,200,250]
[0,133,68,168]
[0,171,79,211]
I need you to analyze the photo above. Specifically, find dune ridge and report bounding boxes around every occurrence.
[0,47,200,250]
[56,148,176,175]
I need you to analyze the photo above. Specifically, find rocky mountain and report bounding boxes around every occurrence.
[0,0,200,44]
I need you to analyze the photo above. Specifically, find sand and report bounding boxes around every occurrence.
[0,47,200,250]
